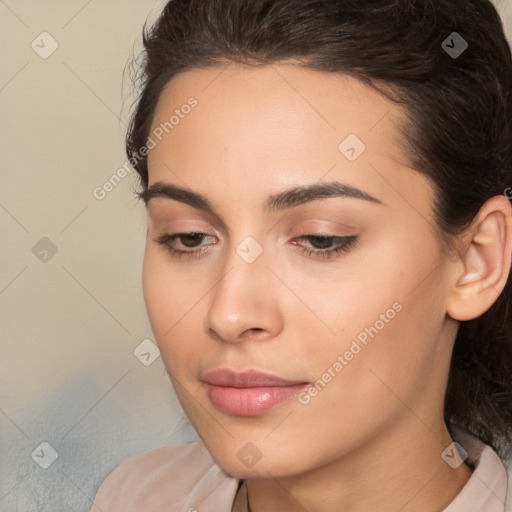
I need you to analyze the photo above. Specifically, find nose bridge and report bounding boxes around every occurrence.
[204,233,281,343]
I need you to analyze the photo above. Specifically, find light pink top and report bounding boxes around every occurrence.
[90,427,508,512]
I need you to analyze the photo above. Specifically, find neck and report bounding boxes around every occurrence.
[244,417,473,512]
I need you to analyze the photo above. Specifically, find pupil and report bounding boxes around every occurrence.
[181,233,202,247]
[310,236,333,249]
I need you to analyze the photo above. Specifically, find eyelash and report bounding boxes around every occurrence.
[155,232,358,261]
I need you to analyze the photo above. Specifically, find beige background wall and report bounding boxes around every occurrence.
[1,1,512,510]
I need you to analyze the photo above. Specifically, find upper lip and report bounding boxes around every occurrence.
[201,368,308,388]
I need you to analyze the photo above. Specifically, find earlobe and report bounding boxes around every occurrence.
[446,195,512,322]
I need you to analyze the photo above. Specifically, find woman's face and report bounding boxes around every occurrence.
[142,63,457,478]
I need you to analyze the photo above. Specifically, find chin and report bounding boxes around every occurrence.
[206,446,302,479]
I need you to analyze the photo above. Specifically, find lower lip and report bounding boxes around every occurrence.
[205,383,309,416]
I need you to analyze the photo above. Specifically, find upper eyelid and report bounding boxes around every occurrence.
[146,203,231,234]
[153,229,352,239]
[150,221,358,244]
[148,212,358,235]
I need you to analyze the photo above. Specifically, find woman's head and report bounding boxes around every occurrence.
[127,0,512,473]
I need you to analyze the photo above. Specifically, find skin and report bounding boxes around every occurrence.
[141,62,512,512]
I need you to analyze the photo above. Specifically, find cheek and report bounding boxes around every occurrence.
[142,245,220,383]
[296,232,445,378]
[307,246,446,413]
[142,247,171,337]
[142,247,198,346]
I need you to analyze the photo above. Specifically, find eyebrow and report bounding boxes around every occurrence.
[138,180,384,214]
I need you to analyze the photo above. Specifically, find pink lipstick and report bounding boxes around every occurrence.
[201,368,309,416]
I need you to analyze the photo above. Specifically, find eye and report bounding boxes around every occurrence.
[291,235,358,260]
[156,232,216,260]
[155,232,359,262]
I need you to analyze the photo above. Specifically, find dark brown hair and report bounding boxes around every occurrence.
[126,0,512,459]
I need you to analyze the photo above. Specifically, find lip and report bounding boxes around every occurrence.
[201,368,307,387]
[201,368,309,416]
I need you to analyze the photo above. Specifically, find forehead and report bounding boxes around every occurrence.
[148,63,411,171]
[152,62,404,138]
[145,62,433,223]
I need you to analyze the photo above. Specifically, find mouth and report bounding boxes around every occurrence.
[201,368,310,416]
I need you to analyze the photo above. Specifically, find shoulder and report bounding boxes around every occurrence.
[90,441,240,512]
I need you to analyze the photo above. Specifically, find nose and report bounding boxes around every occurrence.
[204,242,283,344]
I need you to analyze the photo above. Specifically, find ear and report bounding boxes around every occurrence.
[446,195,512,321]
